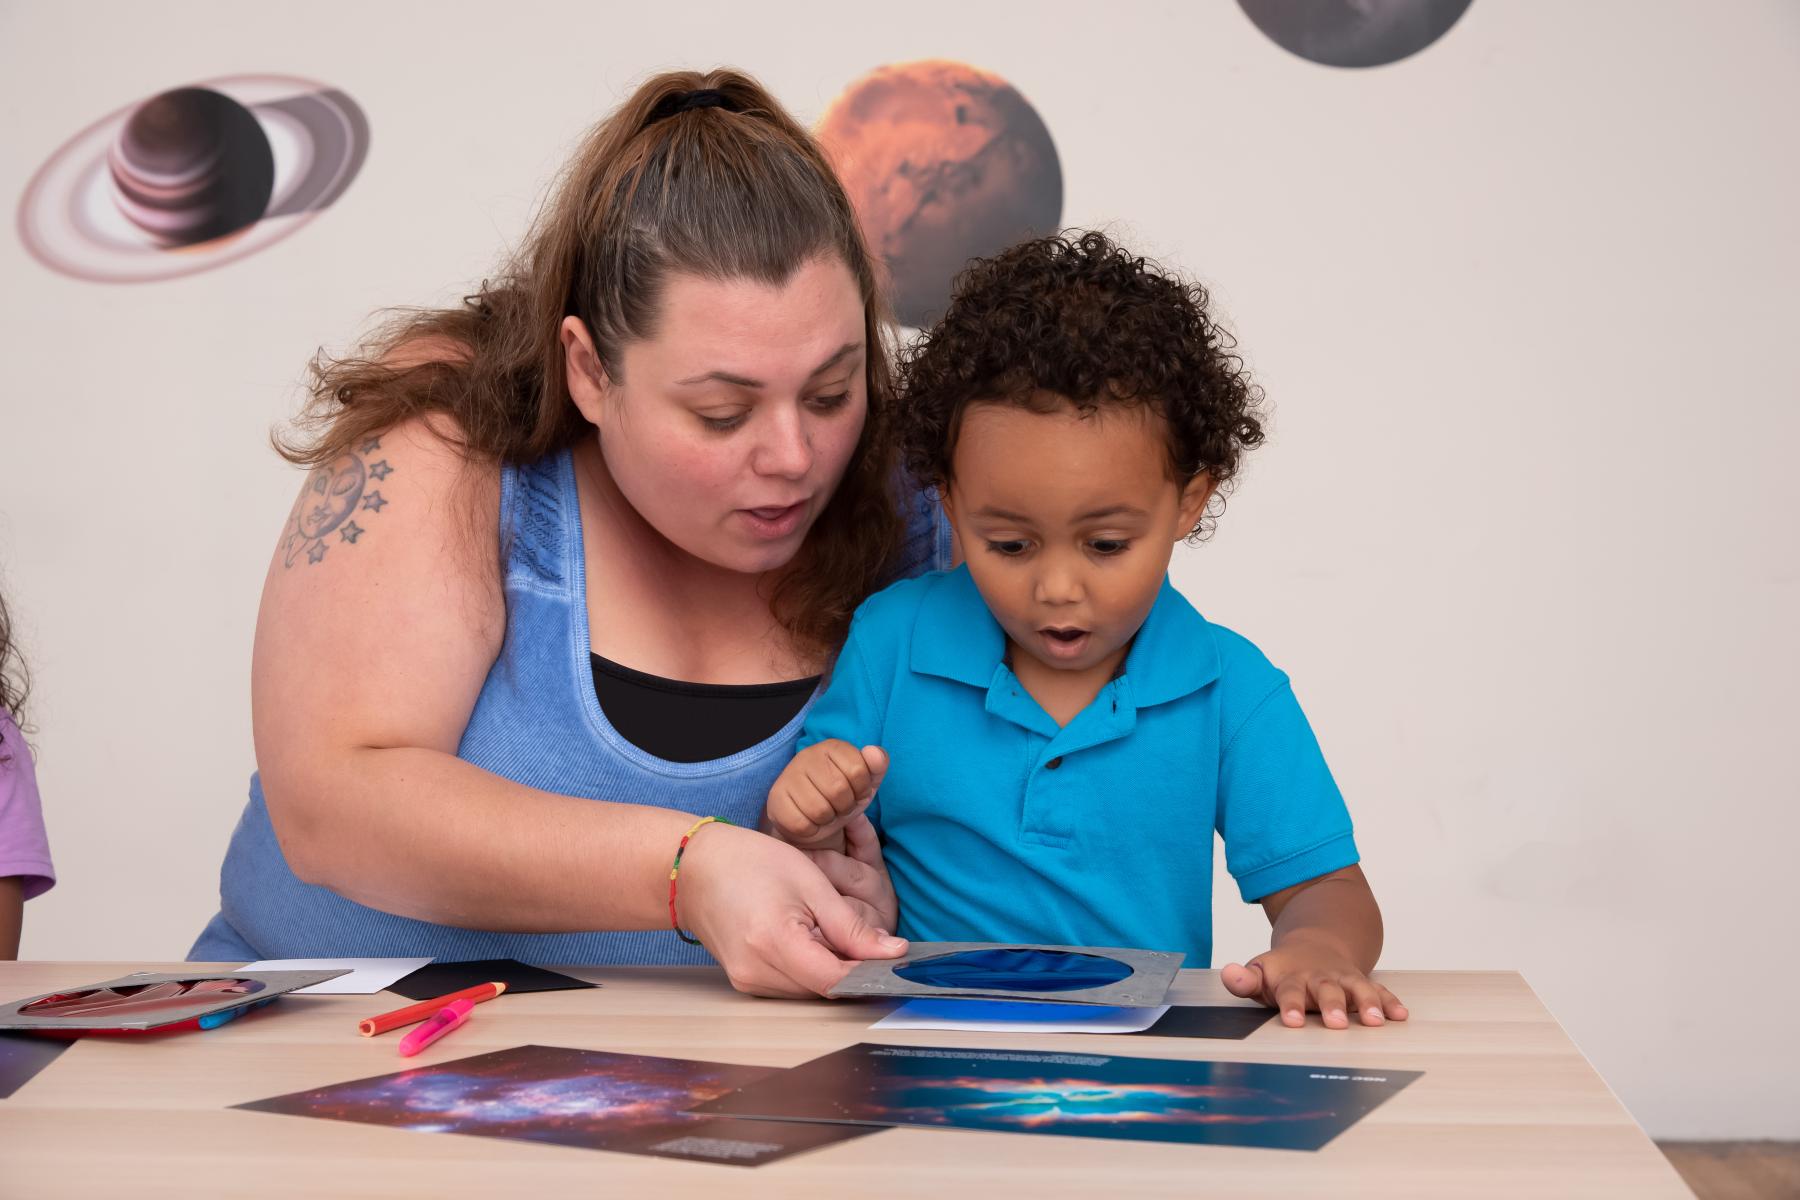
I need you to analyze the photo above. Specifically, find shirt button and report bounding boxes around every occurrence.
[1046,756,1064,770]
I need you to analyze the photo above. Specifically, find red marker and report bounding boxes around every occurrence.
[397,999,473,1057]
[358,982,506,1037]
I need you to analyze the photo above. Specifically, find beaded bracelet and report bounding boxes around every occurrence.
[668,815,731,946]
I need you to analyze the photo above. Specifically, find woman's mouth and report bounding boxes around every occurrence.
[1036,626,1091,661]
[738,500,808,540]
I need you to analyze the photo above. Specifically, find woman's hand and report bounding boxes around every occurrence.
[1220,939,1409,1029]
[675,819,907,998]
[801,814,899,933]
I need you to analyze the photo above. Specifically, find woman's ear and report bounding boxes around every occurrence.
[560,315,613,427]
[1176,473,1216,539]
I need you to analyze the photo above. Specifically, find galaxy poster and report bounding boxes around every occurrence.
[232,1045,874,1167]
[693,1043,1421,1151]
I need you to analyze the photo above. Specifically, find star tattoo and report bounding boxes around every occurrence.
[359,437,381,454]
[307,541,328,565]
[339,521,364,543]
[361,491,388,513]
[368,460,394,481]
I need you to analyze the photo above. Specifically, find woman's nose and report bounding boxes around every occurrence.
[751,404,814,479]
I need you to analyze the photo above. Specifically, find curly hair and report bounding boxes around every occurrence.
[0,585,27,764]
[898,231,1265,540]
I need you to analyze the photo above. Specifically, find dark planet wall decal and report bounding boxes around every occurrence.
[817,60,1062,329]
[109,88,275,246]
[17,74,369,283]
[1238,0,1474,68]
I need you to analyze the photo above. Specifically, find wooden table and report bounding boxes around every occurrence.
[0,963,1690,1198]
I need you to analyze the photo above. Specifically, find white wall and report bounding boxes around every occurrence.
[1,0,1794,1140]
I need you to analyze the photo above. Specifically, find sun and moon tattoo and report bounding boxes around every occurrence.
[280,437,394,568]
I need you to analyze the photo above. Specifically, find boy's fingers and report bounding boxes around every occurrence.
[822,742,872,797]
[792,779,840,830]
[1344,976,1386,1026]
[1220,961,1267,1004]
[1313,978,1349,1029]
[1376,983,1409,1020]
[861,744,889,790]
[1272,976,1308,1027]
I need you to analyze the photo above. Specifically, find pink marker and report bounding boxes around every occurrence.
[397,999,474,1057]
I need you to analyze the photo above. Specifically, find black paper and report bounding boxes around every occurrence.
[386,959,594,999]
[0,1032,69,1098]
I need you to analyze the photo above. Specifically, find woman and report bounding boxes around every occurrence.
[190,69,949,997]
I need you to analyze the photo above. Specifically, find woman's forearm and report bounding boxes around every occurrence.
[267,746,693,933]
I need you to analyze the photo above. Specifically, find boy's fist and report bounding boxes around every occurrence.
[765,740,888,848]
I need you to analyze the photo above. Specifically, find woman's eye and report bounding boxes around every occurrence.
[1090,539,1131,556]
[808,391,851,413]
[700,412,747,432]
[986,540,1029,557]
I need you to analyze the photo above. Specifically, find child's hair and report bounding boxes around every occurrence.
[0,586,27,764]
[899,230,1265,540]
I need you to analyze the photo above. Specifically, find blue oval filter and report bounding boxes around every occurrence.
[893,948,1134,992]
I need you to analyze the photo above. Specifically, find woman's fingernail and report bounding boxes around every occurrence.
[880,935,906,950]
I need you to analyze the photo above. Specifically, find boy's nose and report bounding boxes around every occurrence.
[1034,564,1084,606]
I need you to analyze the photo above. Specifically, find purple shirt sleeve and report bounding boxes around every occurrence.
[0,710,55,901]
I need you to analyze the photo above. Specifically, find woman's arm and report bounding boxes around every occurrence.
[254,417,901,992]
[254,416,669,929]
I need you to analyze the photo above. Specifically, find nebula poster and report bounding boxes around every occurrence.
[694,1043,1420,1151]
[233,1045,873,1167]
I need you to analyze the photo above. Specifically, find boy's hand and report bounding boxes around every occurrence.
[1220,943,1409,1030]
[802,814,900,934]
[765,740,888,849]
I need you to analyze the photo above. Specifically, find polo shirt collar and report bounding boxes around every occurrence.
[909,566,1221,709]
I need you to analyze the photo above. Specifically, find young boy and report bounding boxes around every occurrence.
[768,232,1405,1030]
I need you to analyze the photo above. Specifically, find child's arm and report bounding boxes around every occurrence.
[764,741,887,853]
[765,597,897,853]
[1220,865,1408,1029]
[0,876,21,960]
[1211,657,1406,1029]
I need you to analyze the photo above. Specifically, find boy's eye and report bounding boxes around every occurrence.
[1090,539,1131,556]
[985,539,1030,557]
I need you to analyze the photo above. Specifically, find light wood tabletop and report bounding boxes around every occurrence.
[0,963,1690,1198]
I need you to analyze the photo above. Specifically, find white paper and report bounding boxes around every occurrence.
[871,997,1172,1034]
[237,958,434,994]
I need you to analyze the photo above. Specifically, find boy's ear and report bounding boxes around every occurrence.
[560,315,614,427]
[1176,473,1215,538]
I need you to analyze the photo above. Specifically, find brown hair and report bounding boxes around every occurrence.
[0,585,27,764]
[900,231,1265,541]
[278,68,900,650]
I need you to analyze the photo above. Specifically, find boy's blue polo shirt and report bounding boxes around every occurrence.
[798,566,1358,966]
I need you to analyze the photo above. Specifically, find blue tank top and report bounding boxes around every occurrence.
[189,447,952,964]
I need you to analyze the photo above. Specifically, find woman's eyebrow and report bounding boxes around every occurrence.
[675,341,862,389]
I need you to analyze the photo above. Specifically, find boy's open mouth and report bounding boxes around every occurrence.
[1037,626,1091,661]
